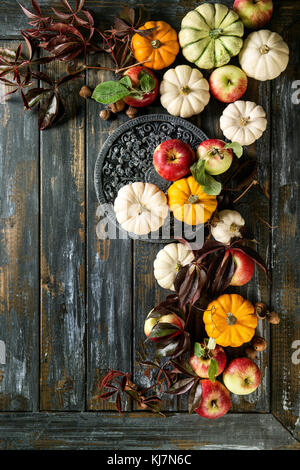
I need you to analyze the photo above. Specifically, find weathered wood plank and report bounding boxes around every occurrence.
[0,40,39,411]
[0,0,240,39]
[86,55,132,410]
[270,16,300,440]
[39,59,86,410]
[0,412,298,450]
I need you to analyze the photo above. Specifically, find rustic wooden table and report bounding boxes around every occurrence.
[0,0,299,450]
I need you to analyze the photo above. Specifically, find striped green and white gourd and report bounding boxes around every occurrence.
[179,3,244,70]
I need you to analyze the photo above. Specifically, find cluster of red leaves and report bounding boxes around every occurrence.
[0,1,154,129]
[96,369,164,415]
[174,238,269,312]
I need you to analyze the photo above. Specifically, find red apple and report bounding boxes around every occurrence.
[229,248,255,286]
[123,66,159,108]
[144,310,185,340]
[233,0,273,29]
[195,379,231,419]
[153,139,195,182]
[223,358,261,395]
[190,344,227,378]
[196,139,233,176]
[209,65,248,103]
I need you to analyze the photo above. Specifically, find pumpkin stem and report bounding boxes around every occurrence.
[227,312,237,325]
[239,116,250,126]
[209,28,223,39]
[230,222,239,233]
[175,262,183,272]
[188,195,199,204]
[260,44,270,54]
[180,86,190,95]
[151,39,161,49]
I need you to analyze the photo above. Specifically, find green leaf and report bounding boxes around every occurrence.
[138,70,156,93]
[92,80,130,104]
[119,75,132,88]
[208,358,218,383]
[224,141,243,158]
[147,322,179,341]
[190,160,222,195]
[207,337,216,350]
[194,342,205,358]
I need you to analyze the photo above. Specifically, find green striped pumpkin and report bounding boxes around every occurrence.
[179,3,244,70]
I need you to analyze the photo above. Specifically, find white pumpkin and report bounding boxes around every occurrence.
[154,243,194,290]
[114,182,169,235]
[211,210,245,245]
[160,65,210,118]
[239,30,289,81]
[220,100,267,146]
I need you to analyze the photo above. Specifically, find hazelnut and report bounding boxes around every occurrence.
[267,311,280,325]
[254,302,268,319]
[245,347,258,360]
[108,99,125,113]
[126,106,138,119]
[99,109,111,121]
[252,336,267,352]
[79,85,92,99]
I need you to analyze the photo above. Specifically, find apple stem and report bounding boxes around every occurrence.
[211,399,218,408]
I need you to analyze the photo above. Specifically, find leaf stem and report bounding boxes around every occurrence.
[233,180,258,204]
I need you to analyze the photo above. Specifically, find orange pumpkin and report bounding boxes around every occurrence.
[131,21,179,70]
[168,176,217,225]
[203,294,257,348]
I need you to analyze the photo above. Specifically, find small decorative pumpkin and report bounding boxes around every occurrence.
[220,100,267,146]
[203,293,257,347]
[160,65,210,118]
[239,30,289,81]
[131,21,179,70]
[211,210,245,245]
[154,243,195,291]
[114,182,169,235]
[179,3,244,70]
[168,175,218,226]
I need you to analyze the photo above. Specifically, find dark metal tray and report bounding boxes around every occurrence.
[94,114,208,242]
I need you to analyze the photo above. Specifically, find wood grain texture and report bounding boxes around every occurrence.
[0,0,299,448]
[270,16,300,440]
[40,58,86,410]
[86,54,132,411]
[0,412,299,450]
[0,40,39,411]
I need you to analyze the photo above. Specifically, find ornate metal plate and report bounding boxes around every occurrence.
[94,114,208,242]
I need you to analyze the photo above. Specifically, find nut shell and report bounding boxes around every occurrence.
[254,302,268,319]
[252,336,267,352]
[79,85,92,99]
[99,109,111,120]
[267,311,280,325]
[109,99,125,113]
[245,347,258,360]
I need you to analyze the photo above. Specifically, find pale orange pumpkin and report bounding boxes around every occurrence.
[131,21,179,70]
[203,293,257,347]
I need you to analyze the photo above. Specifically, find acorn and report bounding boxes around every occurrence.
[254,302,268,319]
[79,85,92,99]
[252,336,267,352]
[126,106,138,119]
[99,109,111,121]
[267,311,280,325]
[245,347,258,360]
[108,99,125,113]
